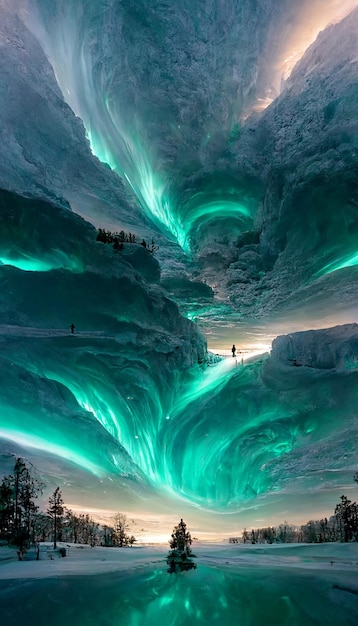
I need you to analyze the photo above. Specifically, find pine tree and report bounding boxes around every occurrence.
[0,476,13,540]
[47,487,64,549]
[334,495,358,543]
[19,465,43,541]
[64,509,81,543]
[167,518,196,573]
[13,458,26,536]
[169,518,192,554]
[0,458,43,548]
[32,513,52,543]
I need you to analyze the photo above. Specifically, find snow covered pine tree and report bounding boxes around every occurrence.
[167,518,197,573]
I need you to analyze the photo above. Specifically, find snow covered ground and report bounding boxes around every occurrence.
[1,541,358,580]
[1,542,358,625]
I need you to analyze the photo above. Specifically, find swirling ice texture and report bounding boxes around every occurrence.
[160,326,358,510]
[2,4,358,517]
[3,331,358,513]
[26,0,358,250]
[0,194,357,512]
[0,190,92,274]
[26,0,264,248]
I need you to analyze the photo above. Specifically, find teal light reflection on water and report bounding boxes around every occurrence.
[0,560,354,626]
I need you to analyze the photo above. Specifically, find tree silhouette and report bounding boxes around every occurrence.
[47,487,64,549]
[148,238,159,254]
[335,495,358,542]
[112,513,135,547]
[167,518,196,573]
[169,518,192,553]
[0,457,43,550]
[96,229,157,254]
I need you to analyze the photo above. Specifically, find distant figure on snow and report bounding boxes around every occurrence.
[70,323,75,334]
[232,344,236,358]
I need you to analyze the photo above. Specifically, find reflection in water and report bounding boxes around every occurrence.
[1,562,357,626]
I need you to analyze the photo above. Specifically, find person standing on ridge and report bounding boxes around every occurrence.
[232,344,236,358]
[70,323,75,334]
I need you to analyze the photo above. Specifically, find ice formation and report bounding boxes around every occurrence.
[0,0,358,532]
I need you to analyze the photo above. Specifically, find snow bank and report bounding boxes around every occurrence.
[271,324,358,370]
[1,542,358,580]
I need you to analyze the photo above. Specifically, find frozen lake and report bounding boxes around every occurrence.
[1,542,358,625]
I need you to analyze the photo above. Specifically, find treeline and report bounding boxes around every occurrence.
[230,478,358,544]
[96,229,158,254]
[0,458,136,553]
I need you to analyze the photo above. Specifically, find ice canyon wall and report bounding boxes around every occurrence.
[0,0,358,527]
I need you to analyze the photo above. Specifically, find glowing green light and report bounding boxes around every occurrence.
[86,126,183,248]
[20,355,303,508]
[0,253,83,273]
[40,369,161,483]
[179,191,254,250]
[316,250,358,277]
[172,359,235,418]
[3,343,321,509]
[186,197,251,227]
[85,127,251,252]
[0,256,54,272]
[183,304,233,322]
[0,428,103,476]
[31,3,257,255]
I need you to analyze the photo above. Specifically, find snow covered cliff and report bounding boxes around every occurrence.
[271,324,358,370]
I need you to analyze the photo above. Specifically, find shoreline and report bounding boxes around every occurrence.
[1,542,358,581]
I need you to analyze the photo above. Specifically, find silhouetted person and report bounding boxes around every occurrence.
[70,323,75,334]
[232,344,236,358]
